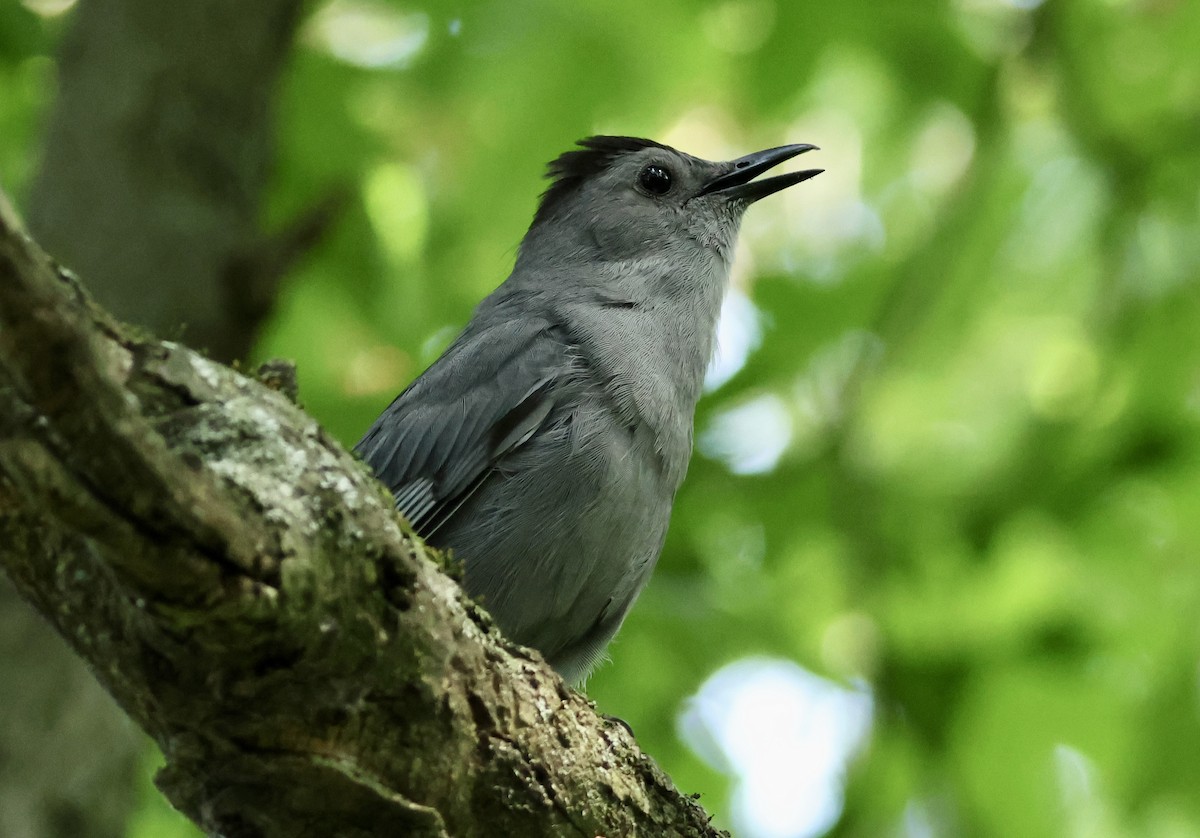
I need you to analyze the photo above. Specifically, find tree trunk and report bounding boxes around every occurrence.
[0,205,720,837]
[26,0,308,363]
[2,2,310,835]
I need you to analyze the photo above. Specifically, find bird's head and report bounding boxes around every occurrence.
[516,136,821,269]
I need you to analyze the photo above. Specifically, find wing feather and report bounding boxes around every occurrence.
[355,314,570,536]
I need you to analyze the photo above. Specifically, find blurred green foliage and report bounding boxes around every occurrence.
[3,0,1200,835]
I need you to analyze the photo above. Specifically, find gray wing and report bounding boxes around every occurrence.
[355,313,569,536]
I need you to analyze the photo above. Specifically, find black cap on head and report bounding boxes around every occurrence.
[534,136,677,225]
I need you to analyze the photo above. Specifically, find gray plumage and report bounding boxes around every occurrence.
[357,136,821,683]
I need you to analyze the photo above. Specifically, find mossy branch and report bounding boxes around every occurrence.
[0,200,720,838]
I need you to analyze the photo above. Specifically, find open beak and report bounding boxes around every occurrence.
[699,144,822,203]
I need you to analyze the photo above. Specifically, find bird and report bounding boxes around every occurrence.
[357,136,821,684]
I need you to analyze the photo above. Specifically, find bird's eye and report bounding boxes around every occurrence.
[638,165,673,195]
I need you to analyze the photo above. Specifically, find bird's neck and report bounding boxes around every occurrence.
[540,247,731,485]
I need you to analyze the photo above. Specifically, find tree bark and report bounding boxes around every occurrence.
[4,3,313,834]
[0,205,720,837]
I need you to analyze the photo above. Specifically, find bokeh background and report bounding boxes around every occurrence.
[3,0,1200,836]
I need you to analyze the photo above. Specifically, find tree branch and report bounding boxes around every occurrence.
[9,5,319,827]
[0,203,720,836]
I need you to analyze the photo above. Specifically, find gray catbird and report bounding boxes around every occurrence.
[357,136,821,683]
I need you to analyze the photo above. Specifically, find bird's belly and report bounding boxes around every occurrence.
[433,409,673,664]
